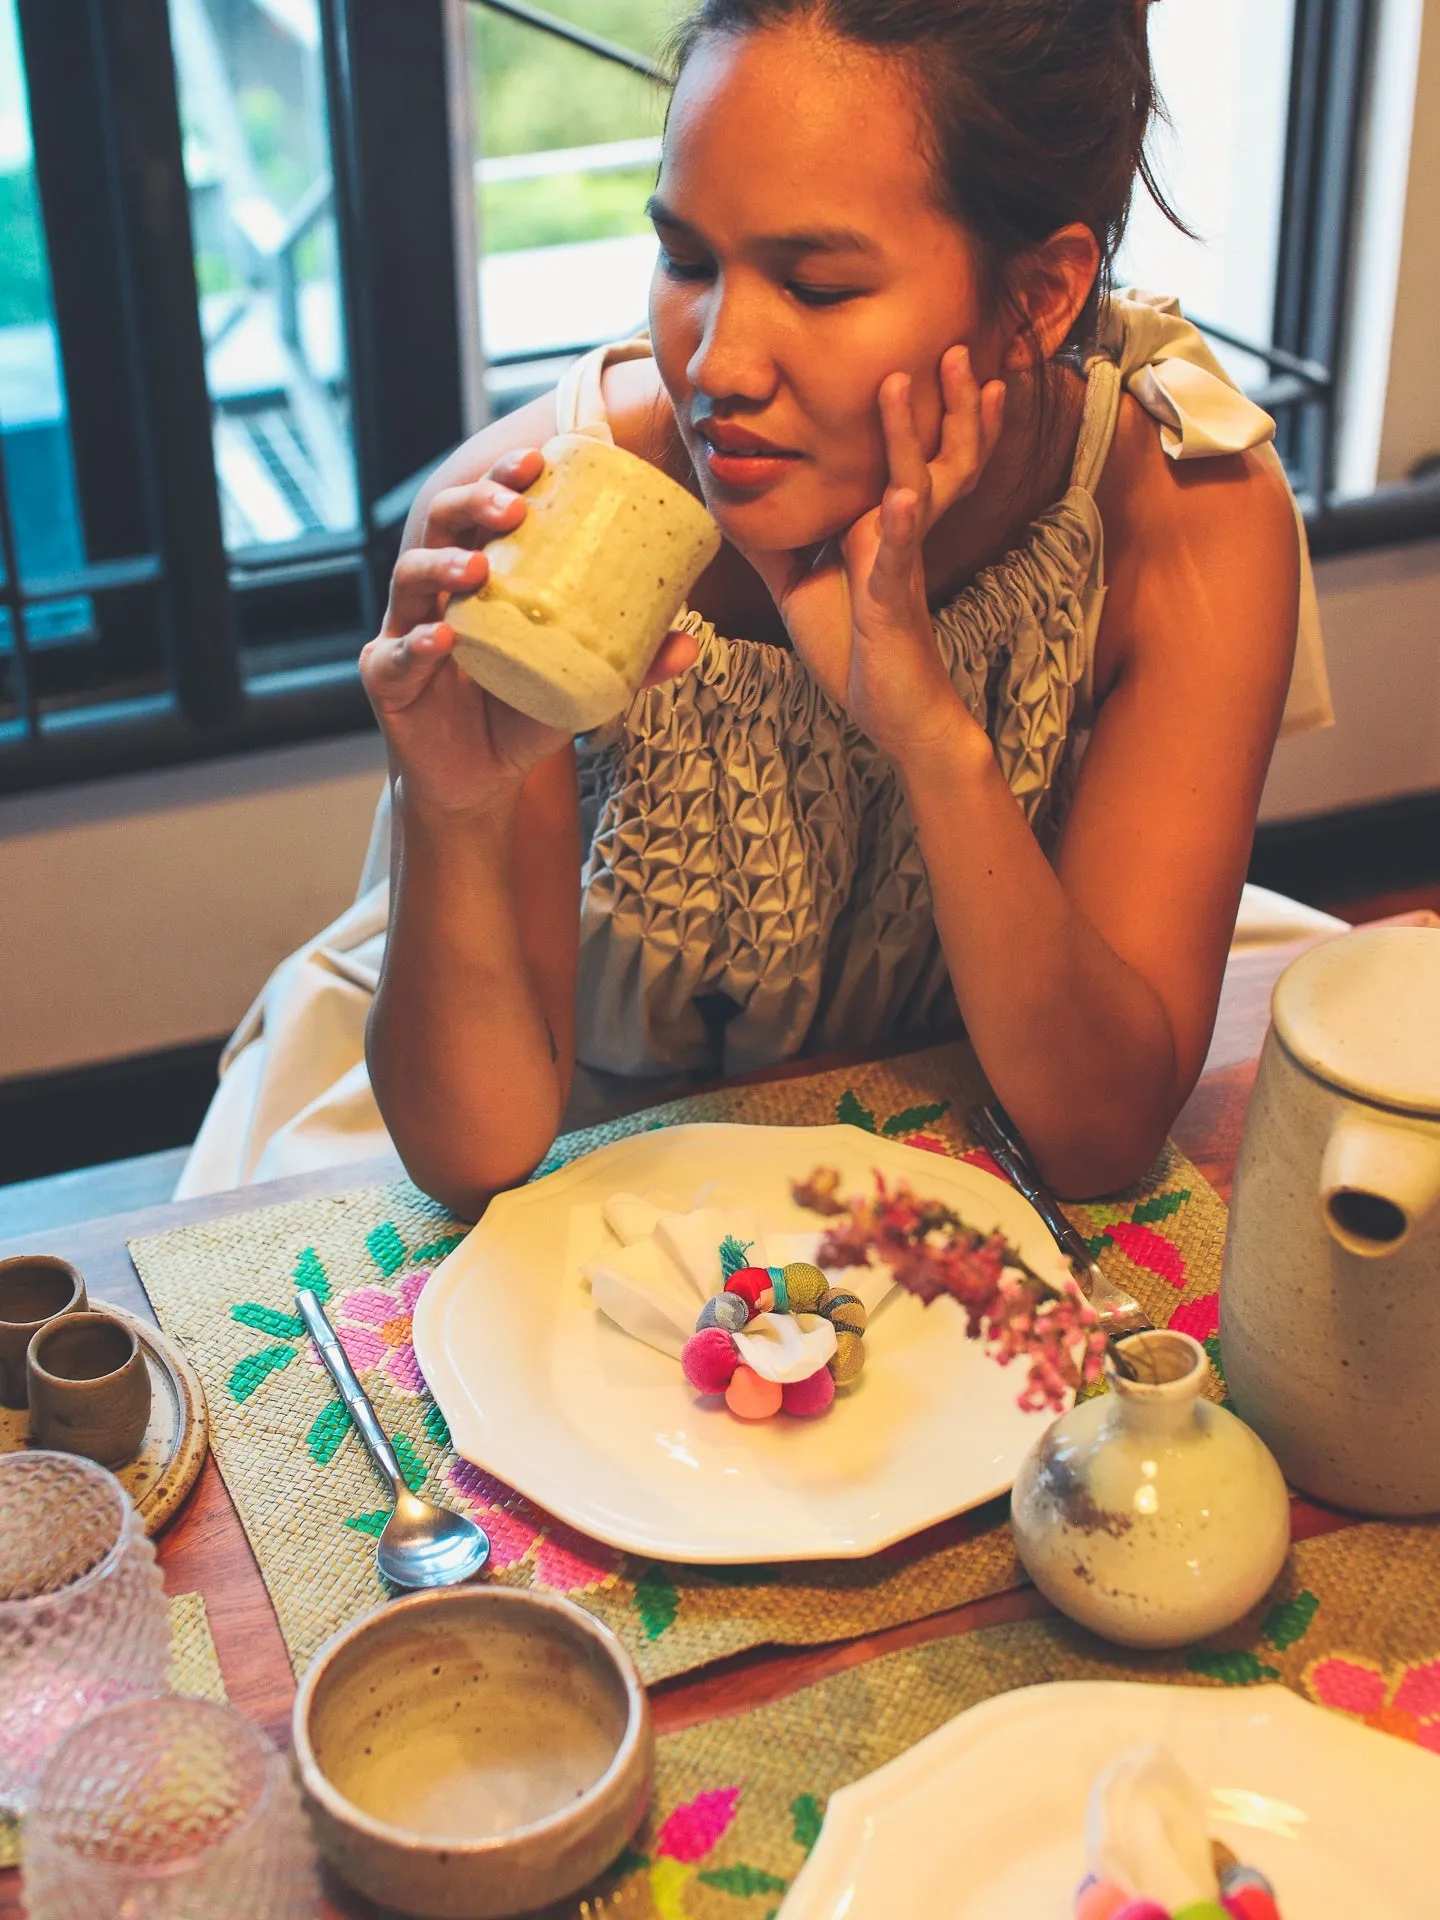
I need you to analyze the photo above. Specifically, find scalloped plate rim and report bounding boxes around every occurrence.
[776,1680,1440,1917]
[412,1122,1076,1563]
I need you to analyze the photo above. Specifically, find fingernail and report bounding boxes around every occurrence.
[460,551,487,582]
[490,485,517,507]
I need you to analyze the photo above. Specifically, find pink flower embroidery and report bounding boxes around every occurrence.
[654,1787,741,1864]
[445,1459,616,1592]
[1105,1221,1187,1289]
[1168,1291,1220,1341]
[311,1270,430,1396]
[1306,1653,1440,1752]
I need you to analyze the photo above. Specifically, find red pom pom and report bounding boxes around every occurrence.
[1222,1894,1281,1920]
[725,1267,771,1316]
[681,1329,739,1394]
[782,1368,836,1417]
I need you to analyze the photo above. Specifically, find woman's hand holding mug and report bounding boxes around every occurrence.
[363,446,700,822]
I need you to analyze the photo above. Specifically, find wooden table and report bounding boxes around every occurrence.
[0,939,1320,1917]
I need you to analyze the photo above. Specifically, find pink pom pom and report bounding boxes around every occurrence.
[782,1368,836,1417]
[725,1267,770,1316]
[725,1365,782,1420]
[1113,1904,1171,1920]
[1074,1879,1130,1920]
[681,1329,739,1394]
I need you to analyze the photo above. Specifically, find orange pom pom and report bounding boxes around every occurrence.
[725,1365,782,1420]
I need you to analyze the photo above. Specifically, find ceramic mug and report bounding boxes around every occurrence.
[26,1311,151,1468]
[0,1255,88,1409]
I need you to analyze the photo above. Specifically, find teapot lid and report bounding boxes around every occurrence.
[1273,926,1440,1116]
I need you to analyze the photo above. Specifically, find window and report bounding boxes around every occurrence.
[0,0,1411,793]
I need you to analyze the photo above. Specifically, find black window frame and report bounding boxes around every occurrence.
[0,0,1430,797]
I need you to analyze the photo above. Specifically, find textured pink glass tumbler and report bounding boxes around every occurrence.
[0,1451,169,1817]
[24,1697,318,1917]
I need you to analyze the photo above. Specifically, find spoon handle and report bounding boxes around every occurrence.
[296,1288,404,1494]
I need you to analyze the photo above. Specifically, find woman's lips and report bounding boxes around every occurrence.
[700,439,804,492]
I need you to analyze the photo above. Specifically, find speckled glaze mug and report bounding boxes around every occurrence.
[26,1311,151,1468]
[0,1255,87,1409]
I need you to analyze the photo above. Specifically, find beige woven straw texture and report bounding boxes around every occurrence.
[570,1523,1440,1916]
[129,1042,1229,1686]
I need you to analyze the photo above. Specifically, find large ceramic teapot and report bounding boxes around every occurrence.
[1221,926,1440,1515]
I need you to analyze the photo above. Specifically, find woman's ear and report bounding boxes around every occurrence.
[999,223,1101,371]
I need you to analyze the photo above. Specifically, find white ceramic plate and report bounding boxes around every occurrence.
[778,1682,1440,1918]
[412,1123,1072,1563]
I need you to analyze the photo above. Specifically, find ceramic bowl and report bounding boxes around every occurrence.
[292,1587,652,1919]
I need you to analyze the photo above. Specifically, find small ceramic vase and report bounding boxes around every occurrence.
[1010,1330,1290,1649]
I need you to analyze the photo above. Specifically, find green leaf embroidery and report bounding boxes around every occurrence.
[697,1563,782,1587]
[424,1399,452,1451]
[1186,1649,1280,1685]
[227,1344,297,1402]
[1263,1590,1319,1651]
[836,1090,877,1132]
[634,1568,680,1640]
[230,1302,305,1339]
[1084,1232,1114,1259]
[1130,1190,1191,1225]
[410,1235,465,1266]
[608,1847,649,1879]
[1203,1334,1228,1392]
[391,1432,427,1494]
[345,1510,388,1538]
[698,1865,789,1897]
[718,1234,755,1280]
[293,1246,331,1302]
[790,1793,823,1853]
[366,1221,407,1277]
[307,1400,351,1466]
[880,1100,952,1136]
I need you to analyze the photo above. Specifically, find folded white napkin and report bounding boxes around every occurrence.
[583,1191,892,1367]
[1085,1743,1219,1908]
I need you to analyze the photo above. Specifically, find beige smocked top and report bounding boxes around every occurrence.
[560,292,1330,1084]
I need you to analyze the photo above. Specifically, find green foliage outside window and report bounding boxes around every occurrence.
[476,0,676,255]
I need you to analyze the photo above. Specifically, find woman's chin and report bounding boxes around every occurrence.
[704,487,867,557]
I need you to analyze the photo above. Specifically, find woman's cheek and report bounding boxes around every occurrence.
[648,280,698,404]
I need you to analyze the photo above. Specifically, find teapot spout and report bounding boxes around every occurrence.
[1320,1104,1440,1257]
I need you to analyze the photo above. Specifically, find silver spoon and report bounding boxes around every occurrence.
[296,1288,489,1589]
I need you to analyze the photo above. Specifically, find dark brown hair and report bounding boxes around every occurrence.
[665,0,1187,363]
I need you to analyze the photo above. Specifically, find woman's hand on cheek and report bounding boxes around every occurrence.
[756,345,1005,764]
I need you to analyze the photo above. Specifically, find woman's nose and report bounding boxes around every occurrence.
[686,277,777,404]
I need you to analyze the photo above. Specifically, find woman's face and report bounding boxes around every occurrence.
[649,24,997,554]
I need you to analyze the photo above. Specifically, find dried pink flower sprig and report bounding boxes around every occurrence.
[792,1167,1108,1415]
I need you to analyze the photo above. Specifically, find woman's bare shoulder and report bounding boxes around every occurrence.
[1093,389,1298,692]
[603,353,693,483]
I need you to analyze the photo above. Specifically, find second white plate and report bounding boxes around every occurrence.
[778,1681,1440,1918]
[412,1123,1072,1563]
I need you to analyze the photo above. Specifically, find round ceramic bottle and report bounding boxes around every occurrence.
[1010,1330,1290,1649]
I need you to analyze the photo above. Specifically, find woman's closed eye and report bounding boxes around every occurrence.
[658,250,862,309]
[657,248,715,283]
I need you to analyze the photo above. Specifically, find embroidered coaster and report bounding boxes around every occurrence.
[129,1041,1230,1685]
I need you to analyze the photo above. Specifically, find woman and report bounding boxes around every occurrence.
[181,0,1337,1211]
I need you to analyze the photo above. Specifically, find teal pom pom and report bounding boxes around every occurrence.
[718,1234,755,1280]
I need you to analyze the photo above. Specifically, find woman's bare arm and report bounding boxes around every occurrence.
[902,428,1299,1194]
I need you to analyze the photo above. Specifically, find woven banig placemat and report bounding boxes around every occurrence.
[167,1590,227,1705]
[129,1042,1230,1686]
[568,1520,1440,1917]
